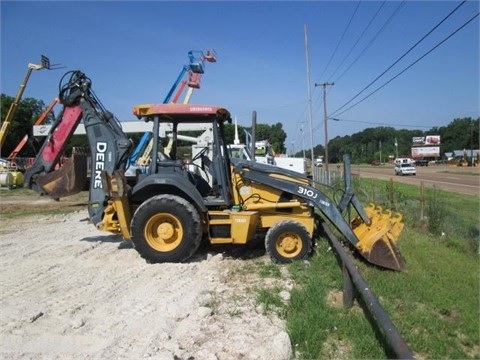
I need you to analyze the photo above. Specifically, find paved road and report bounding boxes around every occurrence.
[350,165,480,197]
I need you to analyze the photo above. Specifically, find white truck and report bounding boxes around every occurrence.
[227,120,310,175]
[228,140,309,176]
[394,158,416,176]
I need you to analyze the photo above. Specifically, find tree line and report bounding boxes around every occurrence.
[1,94,478,165]
[293,117,479,164]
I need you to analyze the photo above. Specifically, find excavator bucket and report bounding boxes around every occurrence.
[36,151,88,199]
[351,204,407,271]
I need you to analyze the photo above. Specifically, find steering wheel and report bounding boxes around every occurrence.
[192,147,209,162]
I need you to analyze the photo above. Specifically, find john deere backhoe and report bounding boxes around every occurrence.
[25,70,406,271]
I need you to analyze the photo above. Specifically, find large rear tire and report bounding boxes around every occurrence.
[265,220,312,263]
[131,194,202,263]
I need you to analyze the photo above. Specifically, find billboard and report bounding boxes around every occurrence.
[411,146,440,158]
[412,135,441,146]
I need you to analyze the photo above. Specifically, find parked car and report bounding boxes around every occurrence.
[394,163,416,176]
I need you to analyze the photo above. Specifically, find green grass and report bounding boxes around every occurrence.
[256,287,284,314]
[285,241,390,359]
[0,189,88,219]
[361,229,480,359]
[283,232,479,359]
[280,179,480,359]
[0,187,32,197]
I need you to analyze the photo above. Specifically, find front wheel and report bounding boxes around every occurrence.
[265,220,312,263]
[131,194,202,263]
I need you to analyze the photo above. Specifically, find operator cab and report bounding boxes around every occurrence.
[132,103,234,207]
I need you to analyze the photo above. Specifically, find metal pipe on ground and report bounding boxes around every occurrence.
[321,222,414,359]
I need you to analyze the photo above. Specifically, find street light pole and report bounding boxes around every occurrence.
[315,82,334,172]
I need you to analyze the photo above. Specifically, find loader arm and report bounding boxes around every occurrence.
[233,158,406,271]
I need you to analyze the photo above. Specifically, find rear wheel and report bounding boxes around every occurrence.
[265,220,312,263]
[131,194,202,263]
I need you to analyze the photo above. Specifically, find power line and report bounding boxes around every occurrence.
[327,1,386,82]
[332,11,479,117]
[332,117,438,129]
[317,1,361,81]
[335,1,406,83]
[329,0,468,117]
[313,2,405,122]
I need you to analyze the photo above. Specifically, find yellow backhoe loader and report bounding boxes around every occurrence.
[25,70,406,271]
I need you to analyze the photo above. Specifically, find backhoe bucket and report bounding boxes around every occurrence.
[351,204,407,271]
[36,152,88,199]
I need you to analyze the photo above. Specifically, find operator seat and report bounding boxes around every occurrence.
[157,152,171,162]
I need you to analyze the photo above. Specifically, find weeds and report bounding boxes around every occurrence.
[352,177,479,256]
[258,262,282,278]
[426,186,447,235]
[255,287,283,314]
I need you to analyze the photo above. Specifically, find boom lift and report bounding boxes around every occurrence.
[0,99,58,188]
[8,97,59,163]
[25,70,406,271]
[127,49,216,169]
[164,49,216,104]
[0,55,54,152]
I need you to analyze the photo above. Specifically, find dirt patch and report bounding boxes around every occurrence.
[326,290,343,309]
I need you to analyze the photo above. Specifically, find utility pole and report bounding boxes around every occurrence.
[380,140,382,164]
[315,82,334,172]
[300,123,306,158]
[304,25,315,168]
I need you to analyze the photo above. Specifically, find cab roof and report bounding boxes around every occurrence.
[133,103,232,124]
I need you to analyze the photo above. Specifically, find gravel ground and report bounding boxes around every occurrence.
[0,196,295,360]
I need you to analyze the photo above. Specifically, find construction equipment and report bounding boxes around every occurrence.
[25,70,406,271]
[165,49,216,104]
[127,49,216,169]
[0,55,53,152]
[228,120,309,175]
[7,97,59,163]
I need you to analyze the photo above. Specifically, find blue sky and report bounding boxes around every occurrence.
[1,1,479,154]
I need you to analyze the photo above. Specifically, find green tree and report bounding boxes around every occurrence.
[439,117,479,153]
[252,123,286,154]
[1,94,45,157]
[294,144,325,159]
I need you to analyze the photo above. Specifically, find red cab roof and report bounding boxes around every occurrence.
[133,103,231,123]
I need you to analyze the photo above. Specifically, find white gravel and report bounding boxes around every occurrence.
[0,210,294,360]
